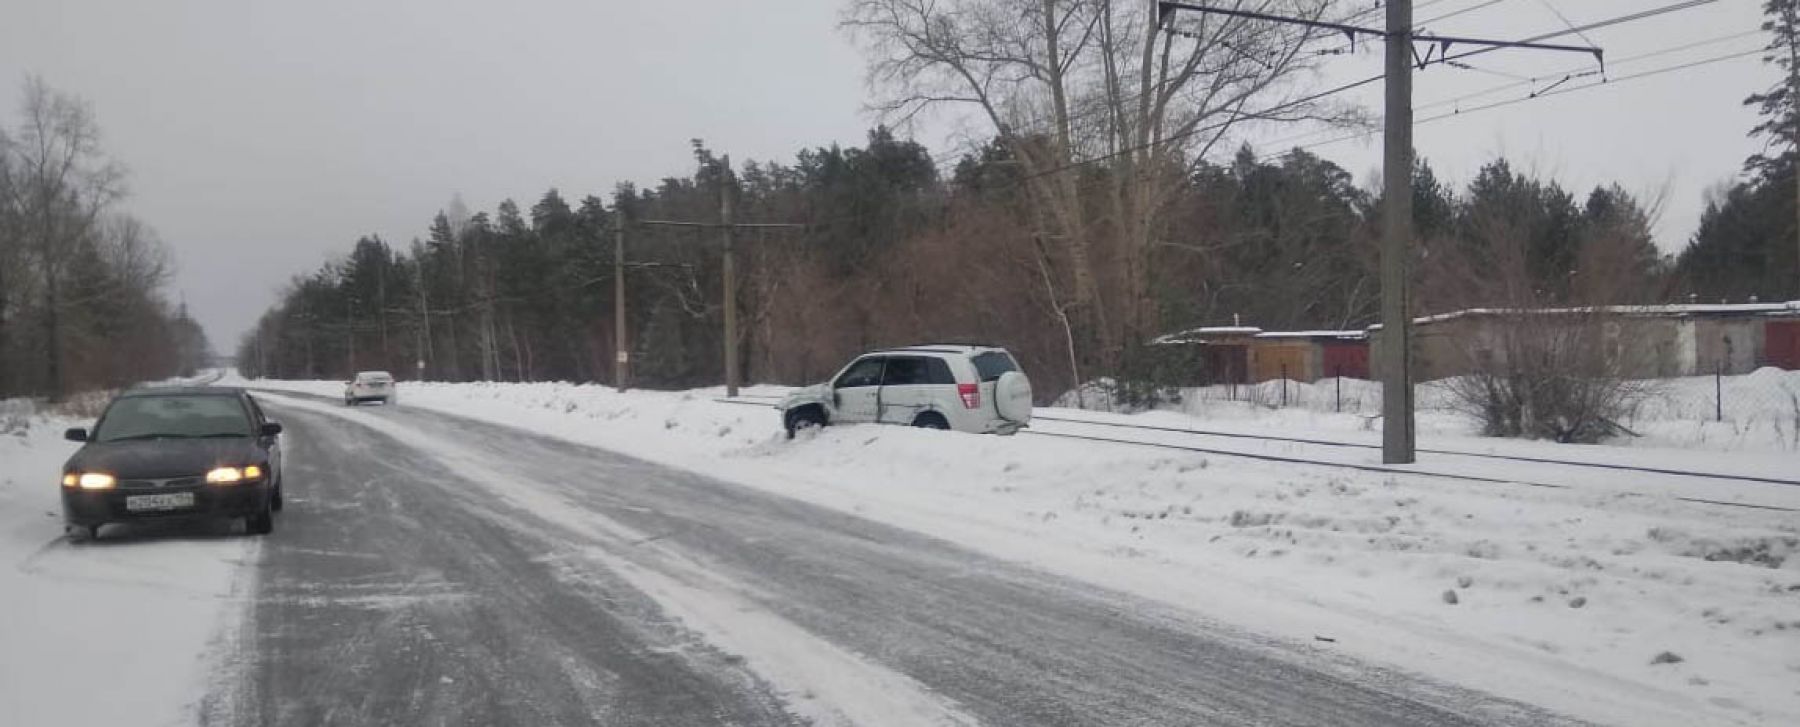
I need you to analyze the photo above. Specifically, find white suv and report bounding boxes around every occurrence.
[343,371,397,406]
[777,345,1032,437]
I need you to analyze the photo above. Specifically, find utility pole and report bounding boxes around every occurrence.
[614,216,629,391]
[1154,1,1600,464]
[637,154,804,399]
[720,155,739,398]
[1382,0,1416,464]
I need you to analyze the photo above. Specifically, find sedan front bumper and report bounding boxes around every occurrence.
[62,480,271,527]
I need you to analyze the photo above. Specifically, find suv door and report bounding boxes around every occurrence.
[831,356,886,424]
[877,356,951,425]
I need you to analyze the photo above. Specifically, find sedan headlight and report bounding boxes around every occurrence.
[206,465,266,484]
[63,472,116,490]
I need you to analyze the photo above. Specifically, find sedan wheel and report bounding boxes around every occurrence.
[246,505,274,536]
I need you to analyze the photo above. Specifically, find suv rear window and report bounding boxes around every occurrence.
[970,351,1017,382]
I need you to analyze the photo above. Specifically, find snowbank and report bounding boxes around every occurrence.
[0,398,252,727]
[240,375,1800,726]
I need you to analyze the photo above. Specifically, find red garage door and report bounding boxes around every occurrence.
[1321,341,1370,379]
[1767,320,1800,370]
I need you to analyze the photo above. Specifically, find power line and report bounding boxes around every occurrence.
[1322,0,1510,55]
[1534,0,1597,49]
[1260,28,1764,149]
[932,0,1722,179]
[927,0,1515,169]
[1006,0,1724,182]
[1421,29,1764,110]
[1442,0,1720,67]
[1292,47,1763,152]
[1421,0,1512,27]
[1159,1,1600,57]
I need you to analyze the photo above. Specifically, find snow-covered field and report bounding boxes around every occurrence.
[0,395,253,727]
[239,374,1800,727]
[1071,368,1800,453]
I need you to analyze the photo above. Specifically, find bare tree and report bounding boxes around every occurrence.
[1435,195,1664,443]
[0,77,125,400]
[843,0,1338,370]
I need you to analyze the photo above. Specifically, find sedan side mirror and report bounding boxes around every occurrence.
[260,422,284,437]
[64,428,88,443]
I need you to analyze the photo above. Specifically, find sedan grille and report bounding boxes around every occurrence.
[119,476,203,490]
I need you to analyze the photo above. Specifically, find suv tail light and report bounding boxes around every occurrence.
[957,383,981,409]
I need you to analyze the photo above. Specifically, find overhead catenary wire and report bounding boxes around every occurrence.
[994,0,1724,185]
[1319,0,1512,56]
[1534,0,1598,49]
[1257,27,1766,151]
[1421,0,1513,28]
[1292,46,1764,152]
[925,0,1587,172]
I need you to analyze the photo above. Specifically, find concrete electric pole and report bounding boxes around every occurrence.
[1382,0,1417,464]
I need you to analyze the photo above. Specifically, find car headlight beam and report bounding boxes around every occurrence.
[206,465,266,485]
[66,472,116,490]
[206,466,244,484]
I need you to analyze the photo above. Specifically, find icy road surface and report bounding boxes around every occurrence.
[203,392,1579,726]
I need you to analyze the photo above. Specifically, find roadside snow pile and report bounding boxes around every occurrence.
[0,398,251,727]
[241,374,1800,726]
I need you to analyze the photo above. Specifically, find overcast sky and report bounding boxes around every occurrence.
[0,0,1771,349]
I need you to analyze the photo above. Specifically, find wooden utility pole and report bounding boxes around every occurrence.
[614,218,629,391]
[1381,0,1416,464]
[638,155,803,397]
[720,155,739,398]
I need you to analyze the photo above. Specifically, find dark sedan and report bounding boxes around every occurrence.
[61,386,284,540]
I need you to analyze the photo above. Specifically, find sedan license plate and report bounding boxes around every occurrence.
[125,492,195,512]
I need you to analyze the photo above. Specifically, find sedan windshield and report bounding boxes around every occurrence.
[93,395,252,442]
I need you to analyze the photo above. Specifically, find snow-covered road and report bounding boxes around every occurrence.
[218,391,1570,726]
[7,374,1794,725]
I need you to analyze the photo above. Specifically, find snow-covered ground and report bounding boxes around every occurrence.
[238,374,1800,727]
[1066,368,1800,453]
[0,394,253,727]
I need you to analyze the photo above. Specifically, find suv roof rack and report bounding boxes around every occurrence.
[906,342,1003,350]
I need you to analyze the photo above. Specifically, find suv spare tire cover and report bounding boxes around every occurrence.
[995,371,1033,423]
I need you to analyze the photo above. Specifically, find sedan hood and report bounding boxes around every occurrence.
[65,437,263,479]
